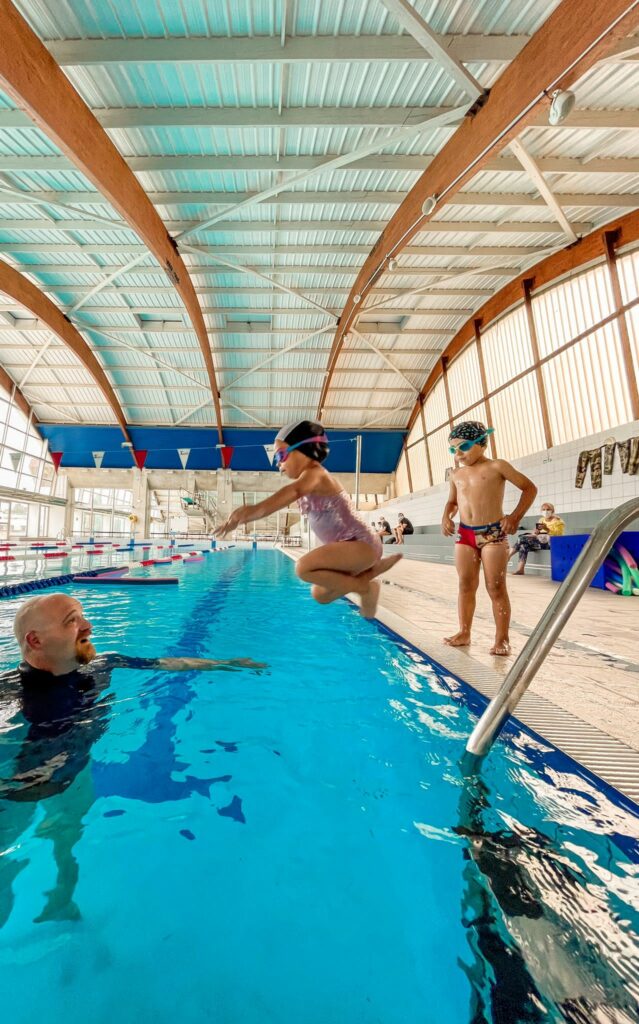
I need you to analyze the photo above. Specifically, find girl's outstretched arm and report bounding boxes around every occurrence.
[215,469,314,537]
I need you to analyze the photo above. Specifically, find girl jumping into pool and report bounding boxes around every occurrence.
[215,420,401,618]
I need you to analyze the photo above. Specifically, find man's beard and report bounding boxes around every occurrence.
[75,637,97,664]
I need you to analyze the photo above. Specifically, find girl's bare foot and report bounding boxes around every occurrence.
[444,631,471,647]
[512,570,525,576]
[490,640,511,656]
[359,581,381,619]
[370,553,403,578]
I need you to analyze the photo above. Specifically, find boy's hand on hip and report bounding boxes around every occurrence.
[500,514,519,536]
[441,517,456,537]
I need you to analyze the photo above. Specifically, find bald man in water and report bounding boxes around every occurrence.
[11,592,265,678]
[0,593,265,925]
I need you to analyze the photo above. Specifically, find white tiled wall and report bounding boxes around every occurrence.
[369,419,639,528]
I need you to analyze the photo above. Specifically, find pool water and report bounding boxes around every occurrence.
[0,549,638,1023]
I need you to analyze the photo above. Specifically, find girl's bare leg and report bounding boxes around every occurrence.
[356,552,403,580]
[296,542,389,617]
[296,542,376,599]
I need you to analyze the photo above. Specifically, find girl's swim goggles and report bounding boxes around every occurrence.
[272,435,328,468]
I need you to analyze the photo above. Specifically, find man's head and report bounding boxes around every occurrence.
[448,421,494,466]
[14,593,94,675]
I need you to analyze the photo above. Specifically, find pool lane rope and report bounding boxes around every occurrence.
[0,565,131,599]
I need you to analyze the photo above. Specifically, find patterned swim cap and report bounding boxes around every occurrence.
[448,421,494,446]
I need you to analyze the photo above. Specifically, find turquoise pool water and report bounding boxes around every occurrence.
[0,549,638,1023]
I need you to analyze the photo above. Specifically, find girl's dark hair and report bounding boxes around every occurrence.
[276,419,330,463]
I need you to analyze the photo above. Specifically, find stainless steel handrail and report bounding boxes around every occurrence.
[466,497,639,758]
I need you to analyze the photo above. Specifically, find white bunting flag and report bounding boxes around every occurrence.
[177,448,191,470]
[92,451,105,469]
[263,444,275,465]
[9,451,22,472]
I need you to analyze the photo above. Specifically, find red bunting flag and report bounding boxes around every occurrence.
[220,446,234,469]
[133,449,148,470]
[50,451,63,473]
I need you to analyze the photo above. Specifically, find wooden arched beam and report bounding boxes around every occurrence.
[0,0,223,443]
[0,361,35,423]
[406,209,639,432]
[318,0,639,416]
[0,258,131,441]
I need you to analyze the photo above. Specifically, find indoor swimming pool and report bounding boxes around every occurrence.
[0,549,638,1023]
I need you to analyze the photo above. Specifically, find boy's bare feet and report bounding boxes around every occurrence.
[443,631,471,647]
[490,640,511,656]
[359,581,381,619]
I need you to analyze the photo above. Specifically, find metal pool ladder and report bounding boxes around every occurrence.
[466,497,639,758]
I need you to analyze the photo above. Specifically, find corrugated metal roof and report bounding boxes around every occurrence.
[0,0,637,431]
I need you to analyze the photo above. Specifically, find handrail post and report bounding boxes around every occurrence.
[466,498,639,758]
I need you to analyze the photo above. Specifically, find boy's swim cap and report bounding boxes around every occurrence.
[275,419,330,463]
[448,420,494,447]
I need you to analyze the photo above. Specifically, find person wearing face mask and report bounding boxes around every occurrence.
[508,502,565,576]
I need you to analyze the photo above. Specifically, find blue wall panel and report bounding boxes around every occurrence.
[36,425,405,474]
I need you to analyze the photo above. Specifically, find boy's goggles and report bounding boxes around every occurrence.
[448,427,494,455]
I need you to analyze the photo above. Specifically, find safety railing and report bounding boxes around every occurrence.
[466,497,639,758]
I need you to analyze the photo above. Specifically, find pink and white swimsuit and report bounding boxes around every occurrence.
[298,491,382,557]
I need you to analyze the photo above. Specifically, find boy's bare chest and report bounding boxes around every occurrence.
[455,466,502,492]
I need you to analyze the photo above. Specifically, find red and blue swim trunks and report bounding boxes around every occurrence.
[457,521,506,550]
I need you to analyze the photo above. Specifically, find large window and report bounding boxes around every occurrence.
[0,393,66,498]
[396,249,639,493]
[73,487,133,536]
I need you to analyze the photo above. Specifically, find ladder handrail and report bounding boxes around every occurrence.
[466,497,639,758]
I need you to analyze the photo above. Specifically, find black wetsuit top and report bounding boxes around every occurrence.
[0,654,157,801]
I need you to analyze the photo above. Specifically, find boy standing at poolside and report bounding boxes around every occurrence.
[441,421,537,656]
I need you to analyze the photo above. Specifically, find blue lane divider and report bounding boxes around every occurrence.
[0,565,129,599]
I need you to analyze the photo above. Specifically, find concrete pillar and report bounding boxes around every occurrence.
[26,502,40,537]
[131,469,149,539]
[216,469,233,526]
[64,484,75,537]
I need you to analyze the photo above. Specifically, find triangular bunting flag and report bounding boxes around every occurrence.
[9,451,22,472]
[133,449,148,471]
[92,451,105,469]
[50,451,63,473]
[177,448,190,470]
[220,446,234,469]
[263,444,275,465]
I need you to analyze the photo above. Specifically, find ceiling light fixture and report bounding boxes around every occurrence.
[388,258,398,272]
[421,195,437,216]
[548,89,576,126]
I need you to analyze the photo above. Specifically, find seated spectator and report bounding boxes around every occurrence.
[508,502,565,575]
[377,517,392,540]
[393,513,414,545]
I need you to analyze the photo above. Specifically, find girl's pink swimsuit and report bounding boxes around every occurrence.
[298,491,383,557]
